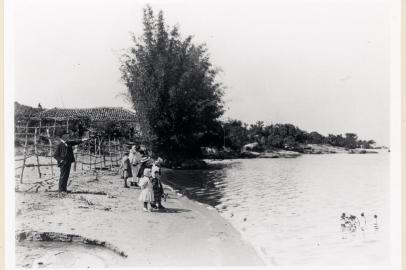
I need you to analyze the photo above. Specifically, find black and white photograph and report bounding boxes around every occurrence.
[4,0,402,268]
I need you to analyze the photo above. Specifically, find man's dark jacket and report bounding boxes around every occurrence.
[53,139,83,165]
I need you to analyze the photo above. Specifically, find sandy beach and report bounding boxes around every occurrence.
[15,168,264,267]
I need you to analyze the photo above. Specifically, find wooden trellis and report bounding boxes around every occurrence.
[15,117,126,185]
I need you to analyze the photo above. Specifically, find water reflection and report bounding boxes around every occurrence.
[161,162,230,206]
[161,155,389,265]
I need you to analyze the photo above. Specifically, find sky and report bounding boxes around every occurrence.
[13,0,390,145]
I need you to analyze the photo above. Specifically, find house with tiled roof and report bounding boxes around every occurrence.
[37,107,137,122]
[14,103,139,140]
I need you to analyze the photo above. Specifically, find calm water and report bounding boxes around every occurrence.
[162,153,390,265]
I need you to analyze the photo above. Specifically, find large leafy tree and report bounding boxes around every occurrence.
[120,6,224,159]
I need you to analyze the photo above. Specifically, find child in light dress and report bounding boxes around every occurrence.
[138,168,154,212]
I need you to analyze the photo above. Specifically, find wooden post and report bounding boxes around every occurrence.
[73,146,77,171]
[99,138,106,168]
[108,137,112,170]
[98,138,101,168]
[118,143,123,175]
[114,140,119,166]
[46,129,54,176]
[19,122,29,183]
[113,139,118,166]
[38,119,42,138]
[94,138,97,170]
[88,140,92,170]
[34,128,42,178]
[52,119,57,137]
[99,138,102,156]
[112,138,115,166]
[94,137,99,180]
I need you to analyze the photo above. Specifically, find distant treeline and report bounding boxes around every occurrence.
[220,120,376,152]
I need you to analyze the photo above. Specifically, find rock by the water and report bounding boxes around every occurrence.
[242,142,259,152]
[240,151,261,158]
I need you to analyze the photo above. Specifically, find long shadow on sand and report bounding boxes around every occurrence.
[46,190,108,195]
[152,208,191,214]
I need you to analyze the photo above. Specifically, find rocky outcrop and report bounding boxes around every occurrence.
[240,151,261,158]
[303,144,379,154]
[348,149,378,154]
[302,144,347,154]
[201,143,381,160]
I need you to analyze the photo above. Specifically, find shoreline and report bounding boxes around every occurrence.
[162,181,272,265]
[15,170,265,267]
[160,146,383,170]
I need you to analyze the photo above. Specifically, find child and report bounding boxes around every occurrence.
[138,168,154,212]
[136,150,152,178]
[119,151,132,188]
[151,163,164,209]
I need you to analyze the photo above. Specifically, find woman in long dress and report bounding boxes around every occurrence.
[129,145,141,186]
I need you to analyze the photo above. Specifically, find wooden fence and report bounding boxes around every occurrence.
[15,120,126,184]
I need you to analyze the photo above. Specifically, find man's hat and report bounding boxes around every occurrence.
[60,133,70,141]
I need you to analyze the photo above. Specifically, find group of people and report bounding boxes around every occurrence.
[120,145,165,212]
[53,132,165,212]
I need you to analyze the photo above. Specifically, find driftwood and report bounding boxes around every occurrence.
[16,231,128,257]
[19,122,29,183]
[47,129,54,176]
[34,128,42,178]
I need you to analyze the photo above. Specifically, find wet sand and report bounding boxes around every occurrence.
[15,169,264,267]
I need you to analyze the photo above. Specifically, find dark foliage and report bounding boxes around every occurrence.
[120,6,224,159]
[221,120,376,151]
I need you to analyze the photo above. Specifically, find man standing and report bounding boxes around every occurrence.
[53,133,88,192]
